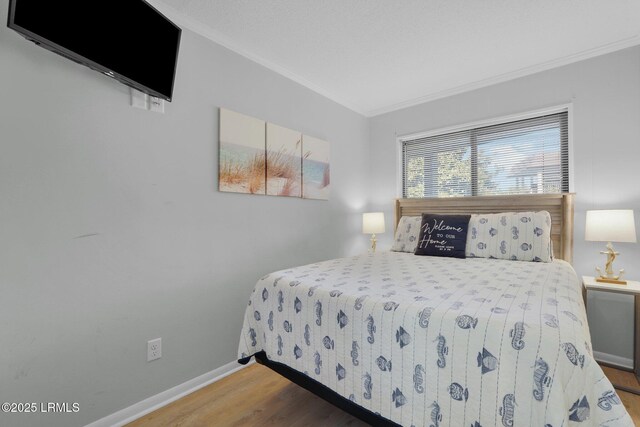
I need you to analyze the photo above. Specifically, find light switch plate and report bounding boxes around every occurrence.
[149,96,164,113]
[131,88,148,110]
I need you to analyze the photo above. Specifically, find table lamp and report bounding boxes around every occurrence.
[362,212,385,253]
[585,209,637,284]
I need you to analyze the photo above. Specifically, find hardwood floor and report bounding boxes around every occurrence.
[601,366,640,423]
[127,363,367,427]
[128,363,640,427]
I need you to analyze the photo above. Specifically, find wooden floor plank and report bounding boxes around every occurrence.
[127,363,640,426]
[601,365,640,391]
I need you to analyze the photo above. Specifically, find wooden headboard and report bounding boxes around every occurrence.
[395,193,575,264]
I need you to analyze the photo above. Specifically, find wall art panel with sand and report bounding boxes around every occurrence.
[266,123,302,197]
[302,135,330,200]
[219,109,267,194]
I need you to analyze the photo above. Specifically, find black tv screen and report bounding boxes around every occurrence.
[7,0,181,101]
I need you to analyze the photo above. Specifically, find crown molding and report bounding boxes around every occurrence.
[150,1,640,118]
[365,34,640,117]
[148,0,368,116]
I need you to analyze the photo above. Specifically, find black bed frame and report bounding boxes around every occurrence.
[239,351,400,426]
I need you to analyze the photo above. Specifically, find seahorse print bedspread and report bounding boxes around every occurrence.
[238,252,632,427]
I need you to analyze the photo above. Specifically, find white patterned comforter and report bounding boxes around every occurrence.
[238,252,632,427]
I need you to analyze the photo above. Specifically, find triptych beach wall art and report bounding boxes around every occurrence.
[219,108,330,200]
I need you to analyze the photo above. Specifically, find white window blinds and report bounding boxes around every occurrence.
[402,111,569,198]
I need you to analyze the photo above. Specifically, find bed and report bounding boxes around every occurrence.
[238,194,633,426]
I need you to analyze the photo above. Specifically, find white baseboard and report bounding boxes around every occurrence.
[593,350,633,370]
[85,359,253,427]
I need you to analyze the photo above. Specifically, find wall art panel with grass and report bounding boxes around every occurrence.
[219,108,267,194]
[266,123,302,197]
[218,108,330,200]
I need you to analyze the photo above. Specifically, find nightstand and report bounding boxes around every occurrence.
[583,275,640,395]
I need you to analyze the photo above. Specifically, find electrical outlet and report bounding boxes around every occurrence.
[147,338,162,362]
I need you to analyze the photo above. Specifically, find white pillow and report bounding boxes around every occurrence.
[465,211,552,262]
[390,216,422,253]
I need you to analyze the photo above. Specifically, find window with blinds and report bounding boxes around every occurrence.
[401,111,569,198]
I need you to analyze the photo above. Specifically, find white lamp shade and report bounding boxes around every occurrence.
[363,212,385,234]
[585,209,637,243]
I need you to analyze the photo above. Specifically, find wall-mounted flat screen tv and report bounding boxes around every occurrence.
[7,0,181,101]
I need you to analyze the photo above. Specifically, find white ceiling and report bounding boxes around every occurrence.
[152,0,640,116]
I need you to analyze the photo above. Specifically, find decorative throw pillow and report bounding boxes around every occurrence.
[390,216,422,253]
[414,214,471,258]
[465,211,552,262]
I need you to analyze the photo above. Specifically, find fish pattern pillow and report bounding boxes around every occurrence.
[390,216,422,253]
[466,211,552,262]
[414,214,471,258]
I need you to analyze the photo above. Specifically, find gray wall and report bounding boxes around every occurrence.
[0,1,369,425]
[369,46,640,363]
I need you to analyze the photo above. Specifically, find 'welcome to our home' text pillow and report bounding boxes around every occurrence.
[465,211,552,262]
[414,214,471,258]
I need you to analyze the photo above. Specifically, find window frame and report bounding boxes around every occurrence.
[395,104,574,198]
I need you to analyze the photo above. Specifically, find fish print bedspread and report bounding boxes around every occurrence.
[238,252,632,426]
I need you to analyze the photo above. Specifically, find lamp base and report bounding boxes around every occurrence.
[370,234,377,253]
[595,277,627,285]
[595,242,626,285]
